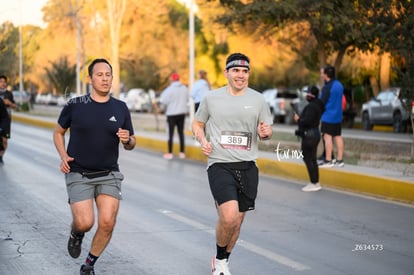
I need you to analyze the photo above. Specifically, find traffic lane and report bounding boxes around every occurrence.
[248,176,414,275]
[1,123,413,274]
[116,147,414,274]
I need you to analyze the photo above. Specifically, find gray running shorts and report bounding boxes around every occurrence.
[65,171,124,204]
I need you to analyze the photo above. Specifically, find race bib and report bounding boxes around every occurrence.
[220,131,252,150]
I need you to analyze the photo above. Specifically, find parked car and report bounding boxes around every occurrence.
[361,87,411,133]
[12,90,31,111]
[123,88,151,112]
[12,90,31,105]
[262,88,302,124]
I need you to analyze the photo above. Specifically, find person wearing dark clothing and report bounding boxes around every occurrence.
[0,98,8,157]
[160,72,189,160]
[0,75,16,164]
[294,86,324,192]
[53,58,136,275]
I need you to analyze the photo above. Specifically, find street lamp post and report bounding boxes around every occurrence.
[18,0,25,109]
[188,0,195,127]
[75,0,81,96]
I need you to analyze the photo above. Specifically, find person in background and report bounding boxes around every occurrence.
[192,52,273,275]
[160,72,189,160]
[0,98,8,162]
[294,86,325,191]
[318,65,345,168]
[53,58,136,275]
[190,69,211,113]
[0,75,16,164]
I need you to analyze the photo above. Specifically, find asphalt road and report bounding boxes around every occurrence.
[0,123,413,275]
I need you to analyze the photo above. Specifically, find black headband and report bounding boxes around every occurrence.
[225,59,250,70]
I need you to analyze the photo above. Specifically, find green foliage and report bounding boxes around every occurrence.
[168,0,190,30]
[122,56,161,91]
[44,56,76,94]
[2,0,414,100]
[0,22,19,82]
[353,85,368,105]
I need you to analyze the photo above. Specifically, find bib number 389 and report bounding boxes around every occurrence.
[220,131,252,150]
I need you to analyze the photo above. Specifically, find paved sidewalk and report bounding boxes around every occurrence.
[11,111,414,204]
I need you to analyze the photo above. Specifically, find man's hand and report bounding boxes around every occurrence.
[117,128,130,144]
[60,155,74,174]
[258,121,272,140]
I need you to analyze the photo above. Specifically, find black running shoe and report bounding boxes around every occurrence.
[68,230,84,258]
[80,264,95,275]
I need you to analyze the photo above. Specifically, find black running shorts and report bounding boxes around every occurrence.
[207,161,258,212]
[321,122,342,137]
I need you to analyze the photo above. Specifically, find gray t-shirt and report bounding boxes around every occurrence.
[196,86,273,167]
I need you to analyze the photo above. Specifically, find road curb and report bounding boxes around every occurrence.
[13,113,414,205]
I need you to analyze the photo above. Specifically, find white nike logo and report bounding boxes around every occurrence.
[109,116,117,122]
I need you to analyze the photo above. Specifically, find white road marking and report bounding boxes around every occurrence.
[159,209,310,271]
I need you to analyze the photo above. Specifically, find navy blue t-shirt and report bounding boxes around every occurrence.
[58,94,134,173]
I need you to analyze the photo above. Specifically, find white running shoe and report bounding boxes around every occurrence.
[212,257,231,275]
[335,160,344,167]
[163,153,173,160]
[302,183,322,192]
[319,160,334,168]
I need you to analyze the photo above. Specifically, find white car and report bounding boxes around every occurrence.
[262,88,300,124]
[123,88,151,112]
[12,90,31,105]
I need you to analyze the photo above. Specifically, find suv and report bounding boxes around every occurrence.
[361,87,411,133]
[262,88,302,124]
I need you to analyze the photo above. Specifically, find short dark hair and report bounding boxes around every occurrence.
[88,58,112,77]
[323,65,335,79]
[308,86,320,97]
[225,53,250,70]
[0,75,7,82]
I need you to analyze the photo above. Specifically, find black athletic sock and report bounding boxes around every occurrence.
[216,244,228,260]
[226,251,231,261]
[85,252,99,266]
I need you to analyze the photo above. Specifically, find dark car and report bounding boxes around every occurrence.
[361,87,411,133]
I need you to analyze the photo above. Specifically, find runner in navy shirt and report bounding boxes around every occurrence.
[53,58,135,275]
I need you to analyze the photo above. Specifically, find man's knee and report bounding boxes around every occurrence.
[73,219,94,233]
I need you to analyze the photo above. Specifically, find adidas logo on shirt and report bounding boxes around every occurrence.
[109,116,117,122]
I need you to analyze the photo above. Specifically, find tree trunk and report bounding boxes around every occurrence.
[369,75,379,97]
[379,52,390,90]
[106,0,126,98]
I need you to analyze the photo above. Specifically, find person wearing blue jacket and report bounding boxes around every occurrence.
[319,65,344,167]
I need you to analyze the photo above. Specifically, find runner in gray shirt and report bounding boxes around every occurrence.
[192,52,273,275]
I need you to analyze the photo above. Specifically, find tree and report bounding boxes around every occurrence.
[44,56,76,95]
[0,22,19,83]
[364,0,414,101]
[207,1,373,73]
[106,0,127,97]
